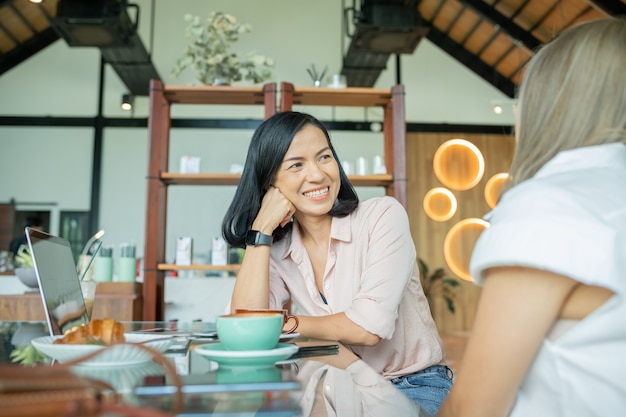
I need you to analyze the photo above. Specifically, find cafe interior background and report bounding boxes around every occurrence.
[1,0,614,334]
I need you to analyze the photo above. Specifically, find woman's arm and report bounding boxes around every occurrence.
[230,245,272,311]
[437,266,579,417]
[297,313,381,346]
[230,187,295,311]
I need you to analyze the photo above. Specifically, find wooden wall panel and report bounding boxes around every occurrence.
[406,132,515,332]
[0,203,16,253]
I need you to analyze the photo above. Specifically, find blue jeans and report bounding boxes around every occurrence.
[391,365,454,416]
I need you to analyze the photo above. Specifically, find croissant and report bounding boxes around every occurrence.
[54,319,126,345]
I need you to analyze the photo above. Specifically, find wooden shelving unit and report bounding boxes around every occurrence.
[157,263,241,272]
[143,80,277,321]
[159,173,242,186]
[160,172,393,187]
[160,85,270,105]
[143,80,407,320]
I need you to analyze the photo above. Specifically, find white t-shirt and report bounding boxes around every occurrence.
[470,143,626,416]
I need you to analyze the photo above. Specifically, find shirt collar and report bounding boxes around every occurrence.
[483,143,626,222]
[535,143,626,179]
[282,214,353,262]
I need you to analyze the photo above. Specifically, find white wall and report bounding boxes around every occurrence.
[0,0,515,268]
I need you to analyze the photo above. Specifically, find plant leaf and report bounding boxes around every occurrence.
[418,258,429,276]
[445,297,456,314]
[443,278,461,287]
[171,13,273,84]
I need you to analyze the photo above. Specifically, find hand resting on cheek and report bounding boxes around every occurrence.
[255,186,296,233]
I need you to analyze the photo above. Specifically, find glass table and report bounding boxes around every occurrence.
[1,321,424,416]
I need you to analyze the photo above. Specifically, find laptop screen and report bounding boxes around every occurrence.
[26,227,89,336]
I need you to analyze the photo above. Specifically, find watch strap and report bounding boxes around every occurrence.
[246,230,273,246]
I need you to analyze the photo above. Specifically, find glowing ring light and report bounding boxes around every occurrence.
[433,139,485,191]
[484,173,510,209]
[444,218,489,282]
[423,187,457,222]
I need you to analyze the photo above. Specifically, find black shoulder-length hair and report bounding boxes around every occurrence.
[222,111,359,248]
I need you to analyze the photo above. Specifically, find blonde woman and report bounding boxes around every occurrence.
[438,17,626,417]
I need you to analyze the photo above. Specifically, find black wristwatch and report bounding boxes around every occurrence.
[245,230,273,247]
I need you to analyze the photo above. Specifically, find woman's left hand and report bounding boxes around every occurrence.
[254,186,296,232]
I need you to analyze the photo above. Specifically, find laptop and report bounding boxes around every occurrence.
[25,227,90,336]
[25,227,214,350]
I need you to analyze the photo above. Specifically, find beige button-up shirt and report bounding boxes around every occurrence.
[269,196,444,378]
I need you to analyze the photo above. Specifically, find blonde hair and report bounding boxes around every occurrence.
[508,17,626,187]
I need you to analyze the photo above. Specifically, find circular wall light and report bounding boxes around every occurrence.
[484,173,510,209]
[433,139,485,191]
[443,218,489,282]
[423,187,457,222]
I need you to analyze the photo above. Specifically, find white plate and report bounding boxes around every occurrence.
[195,343,299,368]
[279,332,300,341]
[31,334,174,366]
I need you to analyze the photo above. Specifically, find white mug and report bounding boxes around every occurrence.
[356,157,368,176]
[372,155,386,174]
[327,74,347,88]
[341,160,353,175]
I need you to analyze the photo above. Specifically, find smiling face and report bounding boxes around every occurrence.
[273,123,340,219]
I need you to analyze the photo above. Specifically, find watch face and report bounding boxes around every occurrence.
[245,230,257,246]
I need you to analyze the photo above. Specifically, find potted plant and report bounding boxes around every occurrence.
[418,259,461,314]
[171,12,275,86]
[13,246,38,289]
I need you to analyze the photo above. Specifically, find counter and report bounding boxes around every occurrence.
[0,275,235,323]
[0,278,143,321]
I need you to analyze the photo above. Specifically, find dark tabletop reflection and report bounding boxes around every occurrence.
[1,323,427,416]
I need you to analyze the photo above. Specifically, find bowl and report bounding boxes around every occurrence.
[15,267,39,288]
[216,312,283,351]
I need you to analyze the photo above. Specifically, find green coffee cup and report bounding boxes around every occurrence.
[216,312,283,351]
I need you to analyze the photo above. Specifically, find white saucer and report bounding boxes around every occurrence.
[195,343,299,368]
[279,332,300,341]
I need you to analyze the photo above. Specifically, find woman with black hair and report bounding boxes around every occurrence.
[222,111,451,415]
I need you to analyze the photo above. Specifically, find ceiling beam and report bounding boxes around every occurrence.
[426,24,516,98]
[10,3,38,34]
[460,0,542,51]
[0,27,59,76]
[587,0,626,15]
[0,20,20,44]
